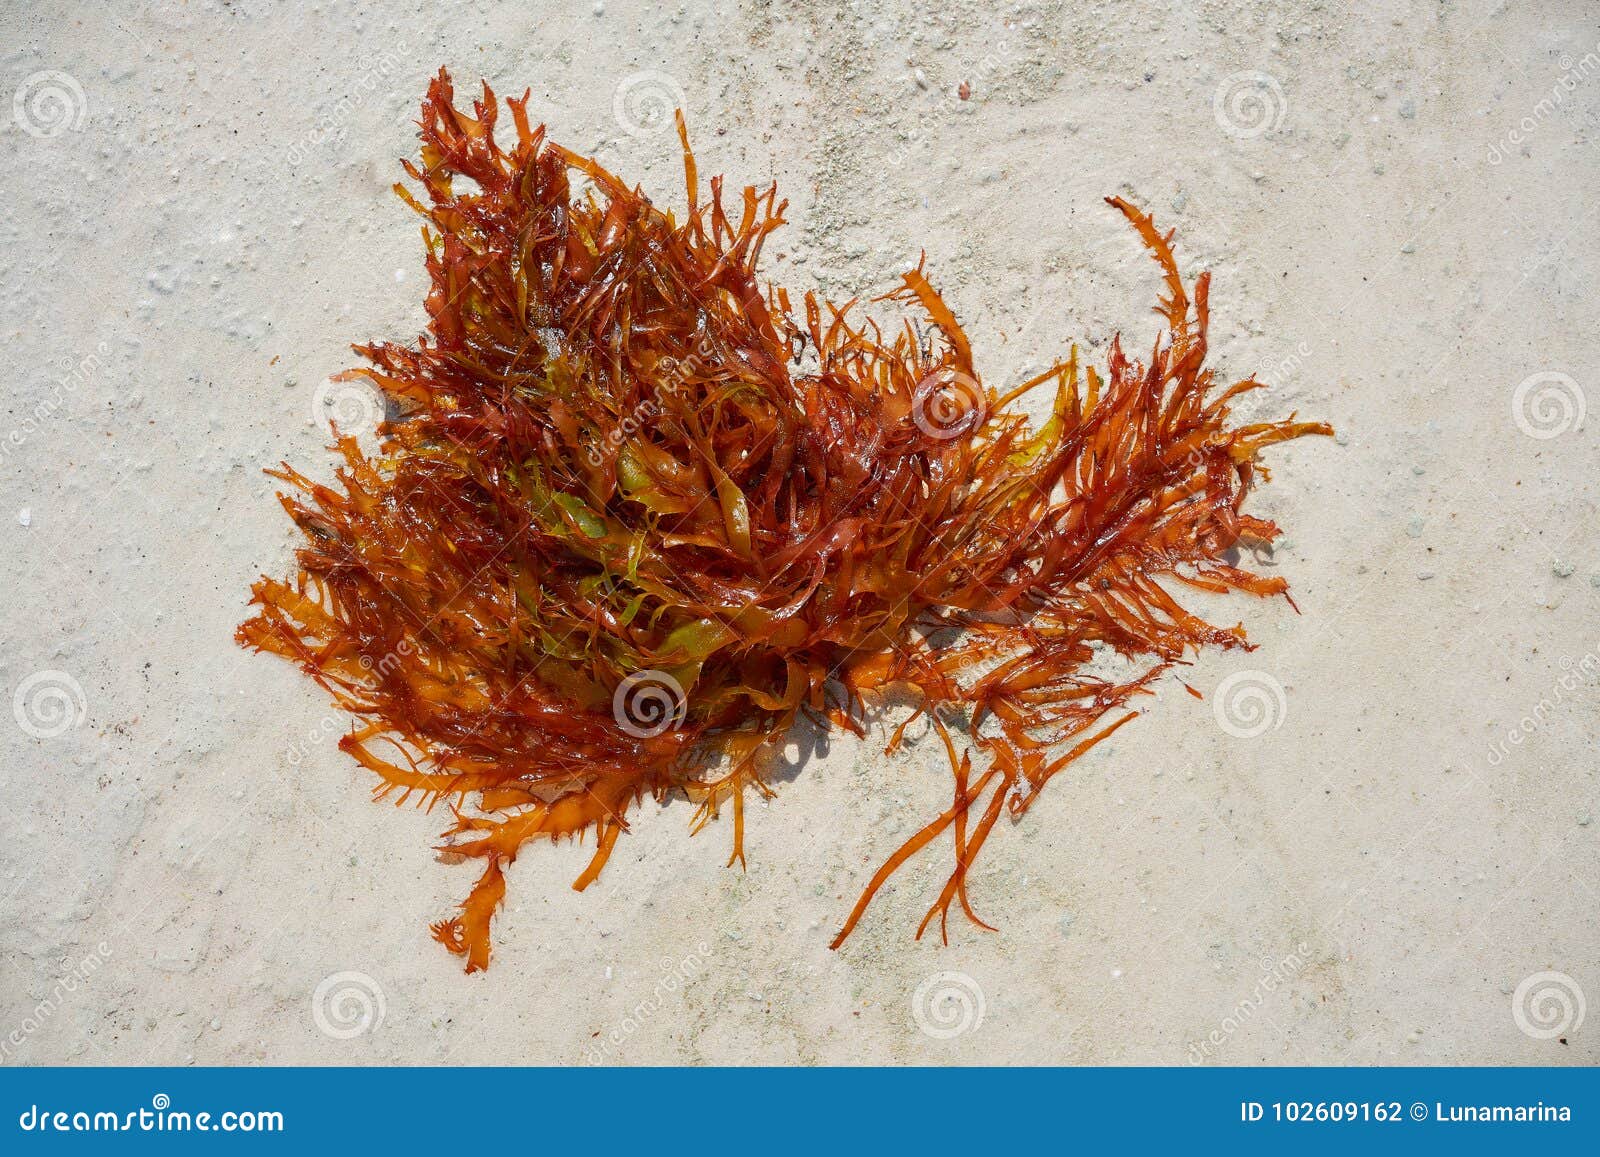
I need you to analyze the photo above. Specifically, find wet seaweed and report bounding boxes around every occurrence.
[238,69,1330,971]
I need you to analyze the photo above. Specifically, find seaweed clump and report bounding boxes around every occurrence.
[238,69,1330,971]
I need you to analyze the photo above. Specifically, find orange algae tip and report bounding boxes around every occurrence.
[237,68,1332,972]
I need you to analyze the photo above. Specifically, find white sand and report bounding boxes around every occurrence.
[2,0,1596,1065]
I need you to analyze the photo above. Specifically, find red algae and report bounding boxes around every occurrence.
[237,69,1330,971]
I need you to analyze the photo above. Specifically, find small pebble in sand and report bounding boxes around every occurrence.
[1416,570,1435,580]
[18,508,30,527]
[1552,561,1574,578]
[1111,968,1123,979]
[209,1017,222,1031]
[1579,813,1592,827]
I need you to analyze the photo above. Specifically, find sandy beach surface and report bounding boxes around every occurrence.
[2,0,1596,1065]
